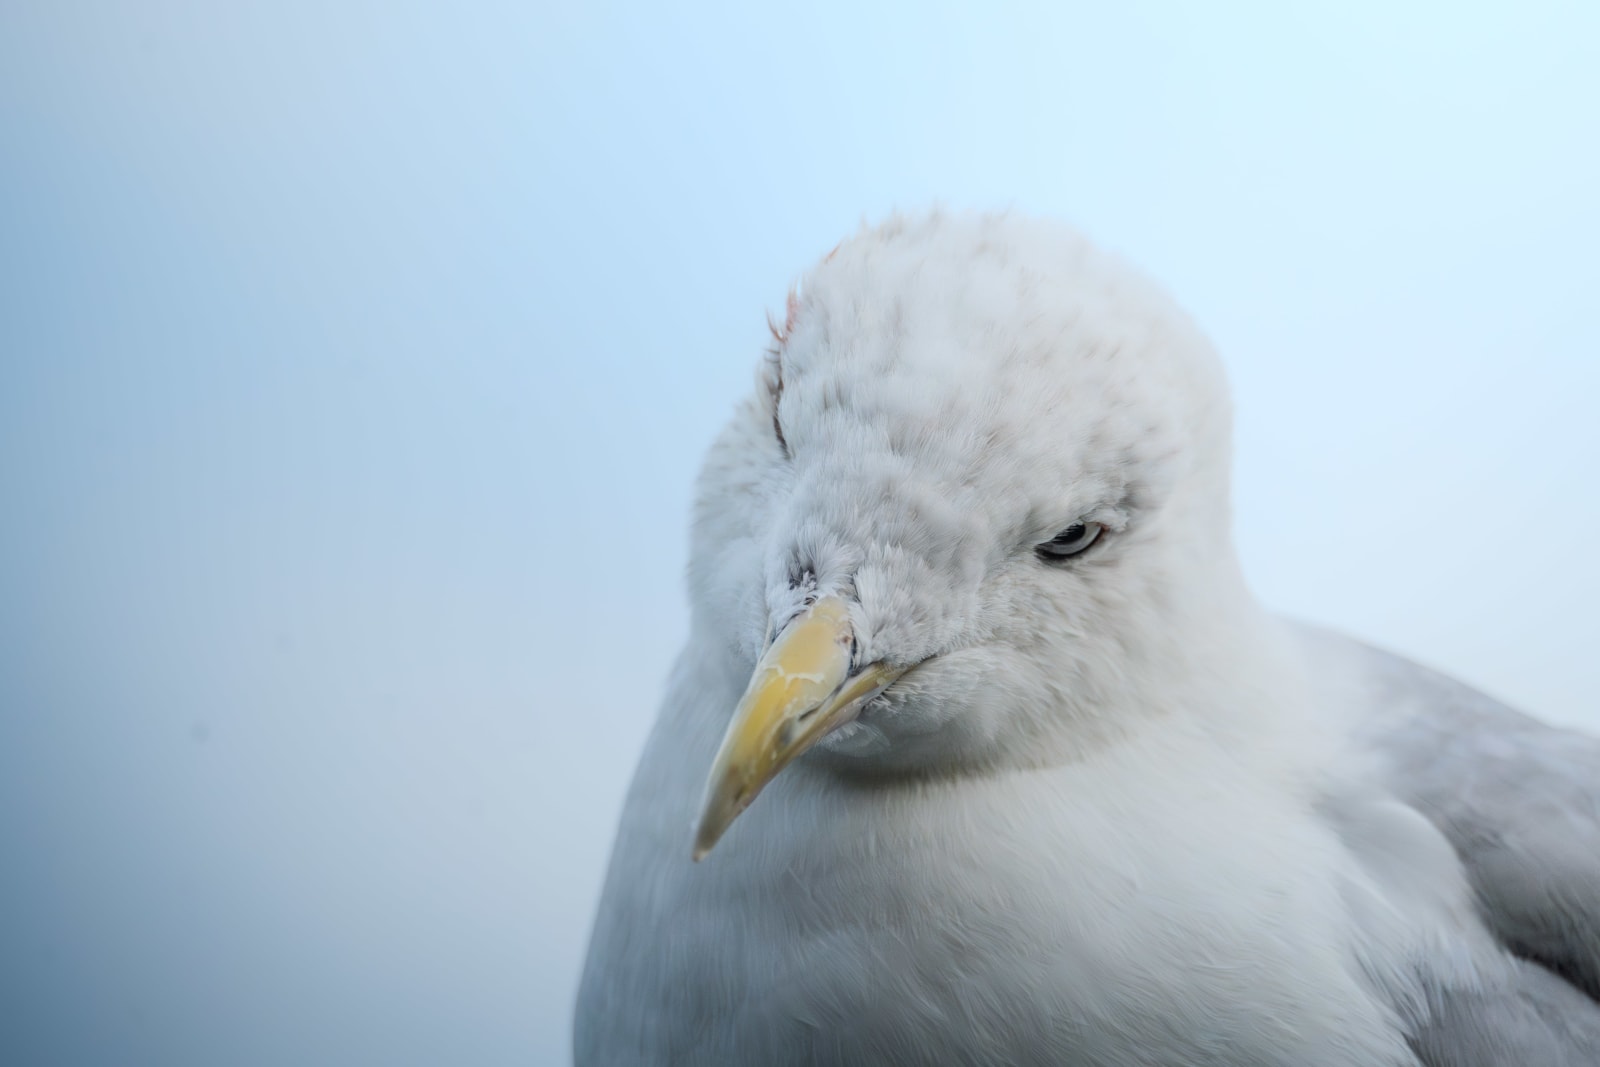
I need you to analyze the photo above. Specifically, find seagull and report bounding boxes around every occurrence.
[574,211,1600,1065]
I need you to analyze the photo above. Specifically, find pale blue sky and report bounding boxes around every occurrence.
[1,2,1596,1064]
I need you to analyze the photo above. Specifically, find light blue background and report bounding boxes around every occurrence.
[2,3,1596,1064]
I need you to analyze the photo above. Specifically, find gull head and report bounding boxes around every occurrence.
[689,211,1245,859]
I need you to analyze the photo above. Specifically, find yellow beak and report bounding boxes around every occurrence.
[692,596,905,860]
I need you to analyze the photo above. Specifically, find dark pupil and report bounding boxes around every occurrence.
[1054,524,1086,544]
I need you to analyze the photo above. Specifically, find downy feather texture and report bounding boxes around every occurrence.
[575,211,1600,1066]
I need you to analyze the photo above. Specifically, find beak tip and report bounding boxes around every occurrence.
[690,825,721,862]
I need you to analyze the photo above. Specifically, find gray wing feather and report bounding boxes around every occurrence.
[1408,959,1600,1067]
[1297,624,1600,1064]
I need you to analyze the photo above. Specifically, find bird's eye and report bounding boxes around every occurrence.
[1036,522,1106,561]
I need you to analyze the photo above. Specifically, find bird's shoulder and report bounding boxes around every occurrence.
[1295,623,1600,1064]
